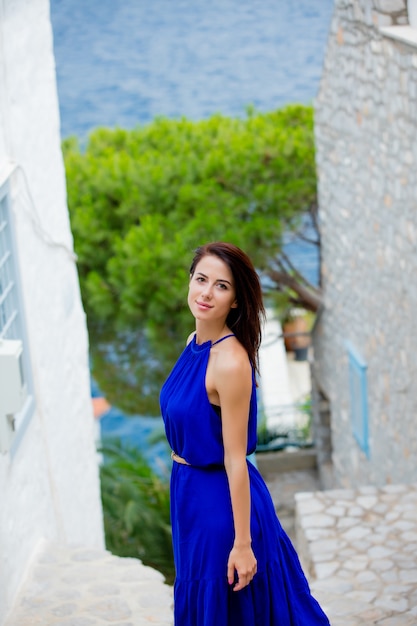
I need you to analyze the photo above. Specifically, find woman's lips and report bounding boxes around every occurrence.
[196,301,213,309]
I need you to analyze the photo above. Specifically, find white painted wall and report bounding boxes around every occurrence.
[259,310,293,429]
[259,310,311,433]
[0,0,104,621]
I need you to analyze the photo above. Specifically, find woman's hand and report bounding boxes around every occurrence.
[227,542,257,591]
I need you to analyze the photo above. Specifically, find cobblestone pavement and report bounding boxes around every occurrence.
[4,542,174,626]
[296,483,417,625]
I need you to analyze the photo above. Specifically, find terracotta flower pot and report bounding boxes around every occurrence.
[283,316,310,352]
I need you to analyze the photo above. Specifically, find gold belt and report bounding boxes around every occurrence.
[171,451,190,465]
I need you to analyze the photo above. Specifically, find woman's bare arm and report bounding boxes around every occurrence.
[214,347,257,591]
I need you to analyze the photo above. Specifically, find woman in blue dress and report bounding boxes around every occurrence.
[160,242,329,626]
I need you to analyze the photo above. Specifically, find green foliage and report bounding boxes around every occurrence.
[63,106,317,414]
[99,439,174,583]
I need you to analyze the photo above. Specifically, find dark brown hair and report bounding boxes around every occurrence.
[190,242,265,374]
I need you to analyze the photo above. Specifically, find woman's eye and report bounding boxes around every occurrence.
[217,283,227,290]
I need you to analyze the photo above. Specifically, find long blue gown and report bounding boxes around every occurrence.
[160,334,330,626]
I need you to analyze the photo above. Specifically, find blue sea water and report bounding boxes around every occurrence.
[50,0,333,139]
[100,407,171,477]
[50,0,333,462]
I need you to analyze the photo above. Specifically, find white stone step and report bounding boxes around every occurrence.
[4,541,173,626]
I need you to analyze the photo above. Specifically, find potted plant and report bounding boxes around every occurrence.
[282,308,311,361]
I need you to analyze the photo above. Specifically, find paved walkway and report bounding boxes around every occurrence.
[5,542,173,626]
[296,483,417,625]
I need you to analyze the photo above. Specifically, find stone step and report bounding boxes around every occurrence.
[257,448,318,475]
[4,541,173,626]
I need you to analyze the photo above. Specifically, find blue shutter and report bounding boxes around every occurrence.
[346,341,370,458]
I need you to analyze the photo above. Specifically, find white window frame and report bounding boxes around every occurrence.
[0,179,35,453]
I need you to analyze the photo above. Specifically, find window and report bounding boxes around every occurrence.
[346,341,369,458]
[0,181,34,450]
[0,193,20,338]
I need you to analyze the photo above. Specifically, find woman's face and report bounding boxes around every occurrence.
[188,254,238,323]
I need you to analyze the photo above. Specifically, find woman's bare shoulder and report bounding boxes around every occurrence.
[186,331,196,346]
[213,337,251,377]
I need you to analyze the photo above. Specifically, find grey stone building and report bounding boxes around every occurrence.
[312,0,417,489]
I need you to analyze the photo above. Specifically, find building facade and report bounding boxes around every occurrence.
[0,1,104,621]
[312,0,417,488]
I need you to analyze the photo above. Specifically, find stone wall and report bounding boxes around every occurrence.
[313,0,417,488]
[0,0,104,621]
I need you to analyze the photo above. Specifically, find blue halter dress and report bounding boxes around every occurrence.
[160,334,329,626]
